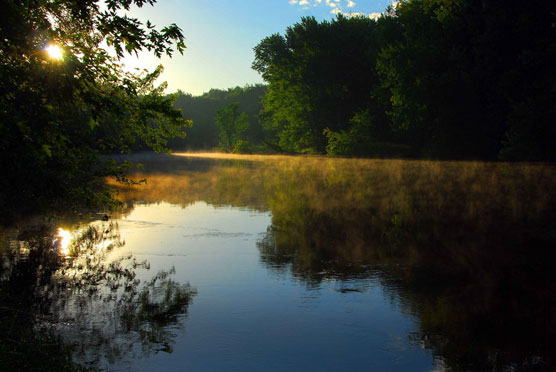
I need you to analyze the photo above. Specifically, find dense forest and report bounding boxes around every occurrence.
[170,85,267,152]
[249,1,556,160]
[177,0,555,161]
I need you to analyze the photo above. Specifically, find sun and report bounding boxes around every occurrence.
[46,44,63,60]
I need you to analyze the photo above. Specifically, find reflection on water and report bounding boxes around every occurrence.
[2,153,556,371]
[55,228,72,256]
[112,153,556,371]
[0,222,195,371]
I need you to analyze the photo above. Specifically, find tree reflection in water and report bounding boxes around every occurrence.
[253,160,556,372]
[80,153,556,371]
[113,153,556,371]
[0,221,195,371]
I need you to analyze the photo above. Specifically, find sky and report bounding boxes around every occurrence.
[121,0,395,96]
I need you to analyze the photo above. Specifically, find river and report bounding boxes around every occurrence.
[1,153,555,371]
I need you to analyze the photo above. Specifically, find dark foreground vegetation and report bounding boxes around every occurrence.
[0,0,189,221]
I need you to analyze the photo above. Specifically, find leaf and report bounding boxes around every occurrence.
[88,117,99,130]
[42,144,52,158]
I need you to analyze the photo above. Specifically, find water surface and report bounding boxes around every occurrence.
[2,153,555,371]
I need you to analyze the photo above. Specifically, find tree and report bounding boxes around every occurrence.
[253,1,556,160]
[214,102,250,152]
[377,0,556,160]
[171,85,267,151]
[0,0,191,220]
[253,15,392,154]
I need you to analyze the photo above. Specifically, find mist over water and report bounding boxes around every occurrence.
[3,153,556,371]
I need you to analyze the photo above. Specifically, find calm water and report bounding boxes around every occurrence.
[2,153,556,371]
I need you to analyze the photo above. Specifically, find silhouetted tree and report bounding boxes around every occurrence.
[0,0,190,220]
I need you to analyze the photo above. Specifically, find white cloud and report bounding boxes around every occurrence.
[287,0,390,17]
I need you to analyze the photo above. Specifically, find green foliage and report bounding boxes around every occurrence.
[324,110,377,156]
[253,15,389,154]
[377,0,556,159]
[325,110,412,158]
[500,90,556,161]
[171,85,267,151]
[215,103,250,152]
[0,0,190,220]
[253,1,556,161]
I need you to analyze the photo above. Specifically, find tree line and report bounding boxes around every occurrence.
[246,0,556,160]
[179,0,555,161]
[170,85,267,152]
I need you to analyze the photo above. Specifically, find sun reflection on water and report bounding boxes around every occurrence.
[56,228,72,256]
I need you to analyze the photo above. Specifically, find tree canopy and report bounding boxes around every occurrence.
[171,85,267,152]
[214,102,250,152]
[0,0,190,220]
[252,1,556,160]
[253,15,389,154]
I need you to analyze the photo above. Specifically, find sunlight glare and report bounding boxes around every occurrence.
[56,228,72,256]
[46,44,63,60]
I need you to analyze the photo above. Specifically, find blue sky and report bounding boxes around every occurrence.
[123,0,394,95]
